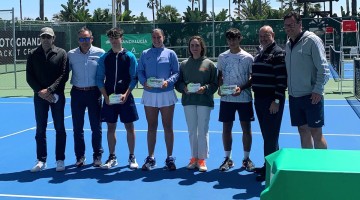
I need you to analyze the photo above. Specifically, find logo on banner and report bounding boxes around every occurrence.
[101,33,152,58]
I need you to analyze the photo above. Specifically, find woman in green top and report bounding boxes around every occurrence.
[175,36,218,172]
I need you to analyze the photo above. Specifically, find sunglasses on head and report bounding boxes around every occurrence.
[41,35,52,39]
[79,37,91,42]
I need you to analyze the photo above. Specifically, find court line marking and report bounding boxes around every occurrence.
[0,194,110,200]
[1,128,359,140]
[0,115,72,140]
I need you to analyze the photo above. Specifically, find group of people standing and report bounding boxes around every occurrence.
[26,11,329,182]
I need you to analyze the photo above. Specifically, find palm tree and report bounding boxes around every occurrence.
[202,0,207,13]
[20,0,23,20]
[233,0,245,18]
[136,12,149,22]
[156,5,181,23]
[117,0,123,18]
[182,6,208,22]
[351,0,357,16]
[124,0,129,11]
[53,0,91,22]
[147,0,159,22]
[74,0,91,6]
[39,0,44,20]
[210,8,230,21]
[234,0,270,20]
[92,8,111,22]
[188,0,200,11]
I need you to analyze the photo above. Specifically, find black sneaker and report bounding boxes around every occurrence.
[142,156,156,171]
[164,156,176,171]
[75,156,86,168]
[255,166,266,182]
[254,166,265,174]
[219,157,234,171]
[242,158,255,172]
[92,156,102,167]
[256,173,266,182]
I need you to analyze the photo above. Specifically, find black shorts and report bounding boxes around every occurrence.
[289,95,324,128]
[101,94,139,123]
[218,101,254,122]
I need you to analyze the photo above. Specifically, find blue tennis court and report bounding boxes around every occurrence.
[0,97,359,200]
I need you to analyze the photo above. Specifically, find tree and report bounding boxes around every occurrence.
[233,0,245,18]
[119,10,135,22]
[234,0,271,20]
[182,6,209,22]
[156,5,181,23]
[351,0,357,16]
[340,6,350,17]
[92,8,111,22]
[40,0,44,20]
[202,0,207,13]
[74,0,91,6]
[52,0,92,22]
[136,12,149,22]
[189,0,194,11]
[210,9,230,21]
[147,0,159,22]
[117,0,123,18]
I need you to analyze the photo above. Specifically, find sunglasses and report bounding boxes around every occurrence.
[79,37,91,42]
[41,35,52,39]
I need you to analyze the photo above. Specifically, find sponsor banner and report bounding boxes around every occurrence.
[101,33,152,58]
[0,31,65,64]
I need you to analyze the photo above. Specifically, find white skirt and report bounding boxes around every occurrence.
[141,90,178,108]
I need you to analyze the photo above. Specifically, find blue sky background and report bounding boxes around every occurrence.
[0,0,357,20]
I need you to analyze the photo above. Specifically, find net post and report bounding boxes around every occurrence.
[12,7,17,89]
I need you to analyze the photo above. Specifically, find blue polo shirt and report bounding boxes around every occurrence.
[68,45,105,87]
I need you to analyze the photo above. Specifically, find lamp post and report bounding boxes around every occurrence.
[112,0,116,28]
[212,0,215,59]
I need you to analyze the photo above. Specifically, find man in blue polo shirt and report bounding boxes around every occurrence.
[68,27,105,168]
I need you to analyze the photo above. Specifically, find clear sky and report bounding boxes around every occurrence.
[0,0,357,21]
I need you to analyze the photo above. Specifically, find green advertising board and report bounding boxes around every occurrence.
[101,33,152,58]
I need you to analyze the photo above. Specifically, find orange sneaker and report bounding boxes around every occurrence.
[186,157,197,169]
[198,159,207,172]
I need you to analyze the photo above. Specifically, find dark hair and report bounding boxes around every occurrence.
[225,28,242,40]
[106,28,124,38]
[188,36,206,57]
[283,11,301,23]
[152,28,165,37]
[78,26,92,36]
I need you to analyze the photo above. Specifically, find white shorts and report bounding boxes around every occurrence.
[141,90,178,108]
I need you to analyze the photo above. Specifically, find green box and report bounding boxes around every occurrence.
[261,148,360,200]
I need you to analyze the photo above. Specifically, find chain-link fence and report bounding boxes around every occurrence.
[0,8,18,90]
[0,17,359,91]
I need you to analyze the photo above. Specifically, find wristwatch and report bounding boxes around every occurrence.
[274,99,280,104]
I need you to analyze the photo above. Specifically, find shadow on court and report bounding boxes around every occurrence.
[0,165,264,199]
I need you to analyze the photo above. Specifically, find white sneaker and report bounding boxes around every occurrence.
[56,160,65,172]
[30,160,46,172]
[101,156,118,169]
[128,155,139,169]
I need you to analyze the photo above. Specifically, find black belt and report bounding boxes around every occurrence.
[73,86,98,91]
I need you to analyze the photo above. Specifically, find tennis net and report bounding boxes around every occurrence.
[329,45,342,81]
[354,58,360,100]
